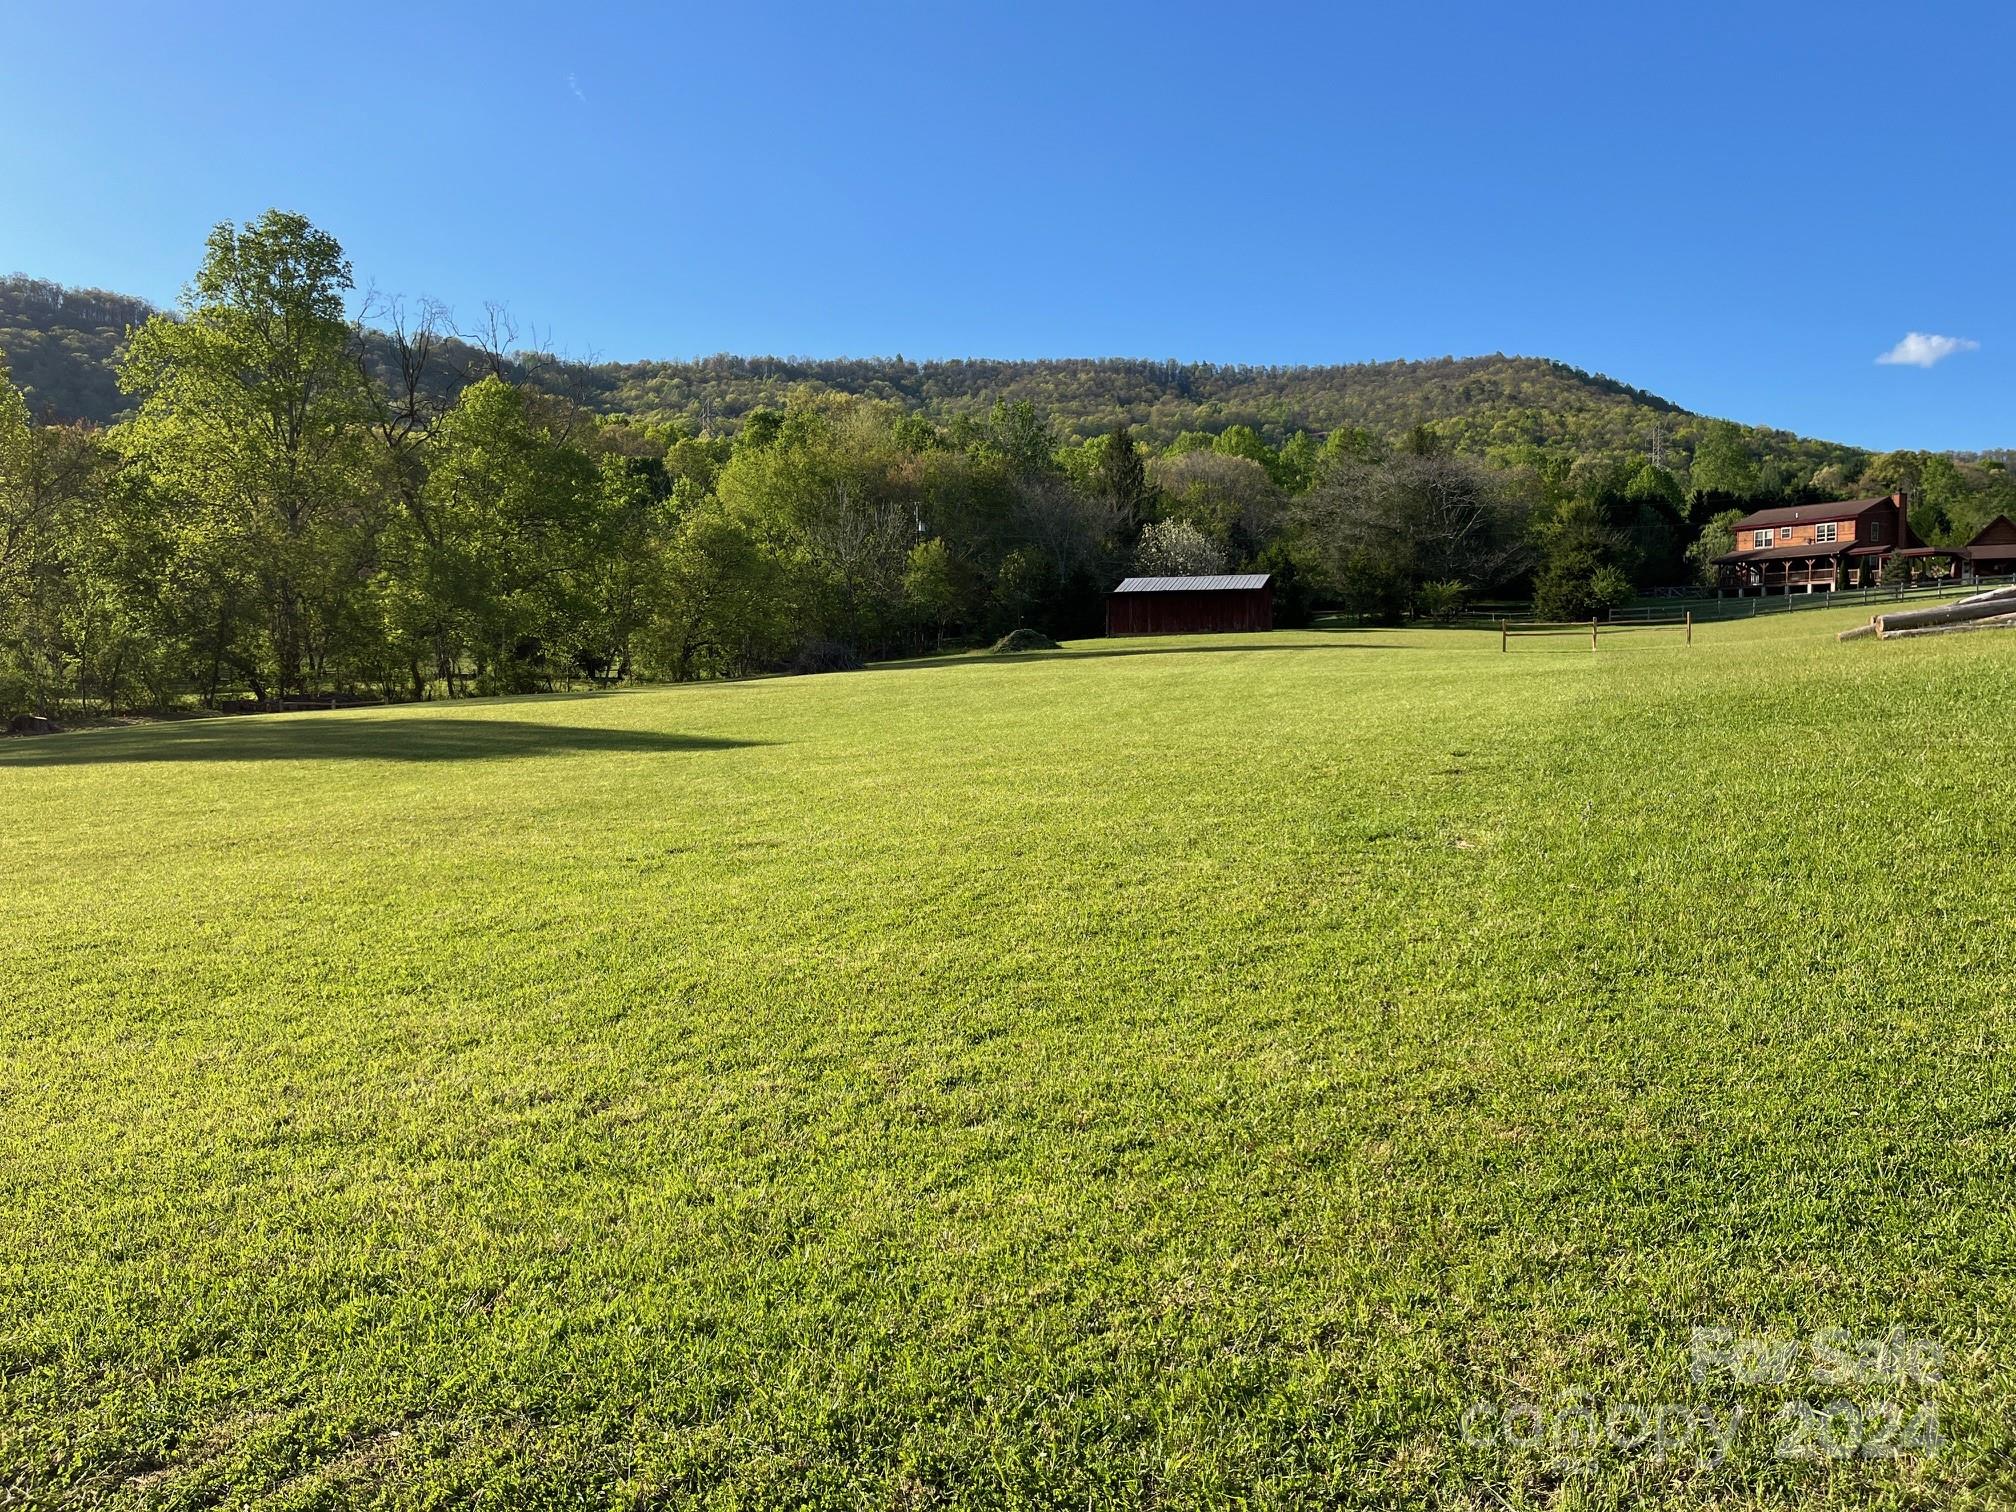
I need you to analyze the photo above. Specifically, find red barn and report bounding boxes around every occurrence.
[1106,574,1274,636]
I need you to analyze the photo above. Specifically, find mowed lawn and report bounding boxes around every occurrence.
[2,610,2013,1509]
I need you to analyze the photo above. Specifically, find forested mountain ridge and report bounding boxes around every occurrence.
[560,351,1696,452]
[552,350,1851,477]
[2,272,1858,479]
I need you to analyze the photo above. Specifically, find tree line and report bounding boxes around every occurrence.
[5,211,2014,726]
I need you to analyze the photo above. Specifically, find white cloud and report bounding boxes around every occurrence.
[1876,332,1979,368]
[566,72,586,103]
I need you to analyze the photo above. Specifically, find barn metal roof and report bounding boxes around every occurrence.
[1112,574,1273,593]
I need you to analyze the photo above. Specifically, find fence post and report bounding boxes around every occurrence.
[1501,617,1508,654]
[1685,610,1692,645]
[1591,617,1598,651]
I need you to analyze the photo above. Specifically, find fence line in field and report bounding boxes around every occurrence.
[1495,613,1693,652]
[1609,578,1993,623]
[1427,579,1990,640]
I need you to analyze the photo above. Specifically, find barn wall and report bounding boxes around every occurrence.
[1106,587,1273,636]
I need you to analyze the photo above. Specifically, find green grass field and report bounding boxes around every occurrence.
[3,609,2013,1508]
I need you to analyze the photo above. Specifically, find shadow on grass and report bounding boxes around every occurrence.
[872,637,1420,672]
[0,715,760,767]
[1054,640,1422,662]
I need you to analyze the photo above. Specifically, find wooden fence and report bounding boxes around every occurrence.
[1495,613,1694,652]
[1607,578,1995,624]
[1478,583,1991,651]
[1434,579,1990,637]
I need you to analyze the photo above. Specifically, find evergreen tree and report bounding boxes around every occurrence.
[1533,499,1637,620]
[1099,421,1150,533]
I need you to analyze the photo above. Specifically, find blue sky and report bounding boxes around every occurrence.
[2,1,2009,450]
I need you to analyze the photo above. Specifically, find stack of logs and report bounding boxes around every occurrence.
[1838,583,2016,642]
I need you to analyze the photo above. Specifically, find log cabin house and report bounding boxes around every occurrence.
[1963,515,2016,579]
[1710,492,1967,594]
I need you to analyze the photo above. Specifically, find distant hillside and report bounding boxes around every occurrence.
[0,273,1864,480]
[0,276,156,425]
[549,352,1697,450]
[514,352,1870,482]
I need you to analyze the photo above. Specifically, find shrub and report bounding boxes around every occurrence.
[1336,548,1413,626]
[1535,560,1637,622]
[1589,566,1636,614]
[1414,580,1469,623]
[0,668,35,730]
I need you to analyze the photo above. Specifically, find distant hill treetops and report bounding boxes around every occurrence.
[0,277,157,432]
[1,271,1861,481]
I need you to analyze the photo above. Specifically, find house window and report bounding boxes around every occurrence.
[1753,528,1776,548]
[1815,521,1838,543]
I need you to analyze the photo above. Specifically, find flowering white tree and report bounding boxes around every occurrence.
[1133,518,1226,577]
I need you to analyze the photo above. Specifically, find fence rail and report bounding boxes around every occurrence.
[1311,578,2005,640]
[1492,614,1695,651]
[1434,579,1990,634]
[1471,582,1991,652]
[1610,578,1993,623]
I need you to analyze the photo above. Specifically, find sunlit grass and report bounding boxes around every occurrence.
[2,609,2013,1507]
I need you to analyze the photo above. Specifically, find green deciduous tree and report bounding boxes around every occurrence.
[388,376,603,694]
[1295,451,1533,618]
[0,355,121,718]
[1147,450,1282,564]
[903,536,969,645]
[1687,420,1760,506]
[640,495,799,680]
[1212,424,1277,476]
[714,397,921,656]
[117,211,375,700]
[984,401,1056,478]
[1686,508,1743,587]
[1319,425,1381,475]
[1276,430,1320,494]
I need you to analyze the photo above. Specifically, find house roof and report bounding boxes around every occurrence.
[1732,497,1894,531]
[1112,574,1272,593]
[1967,514,2016,547]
